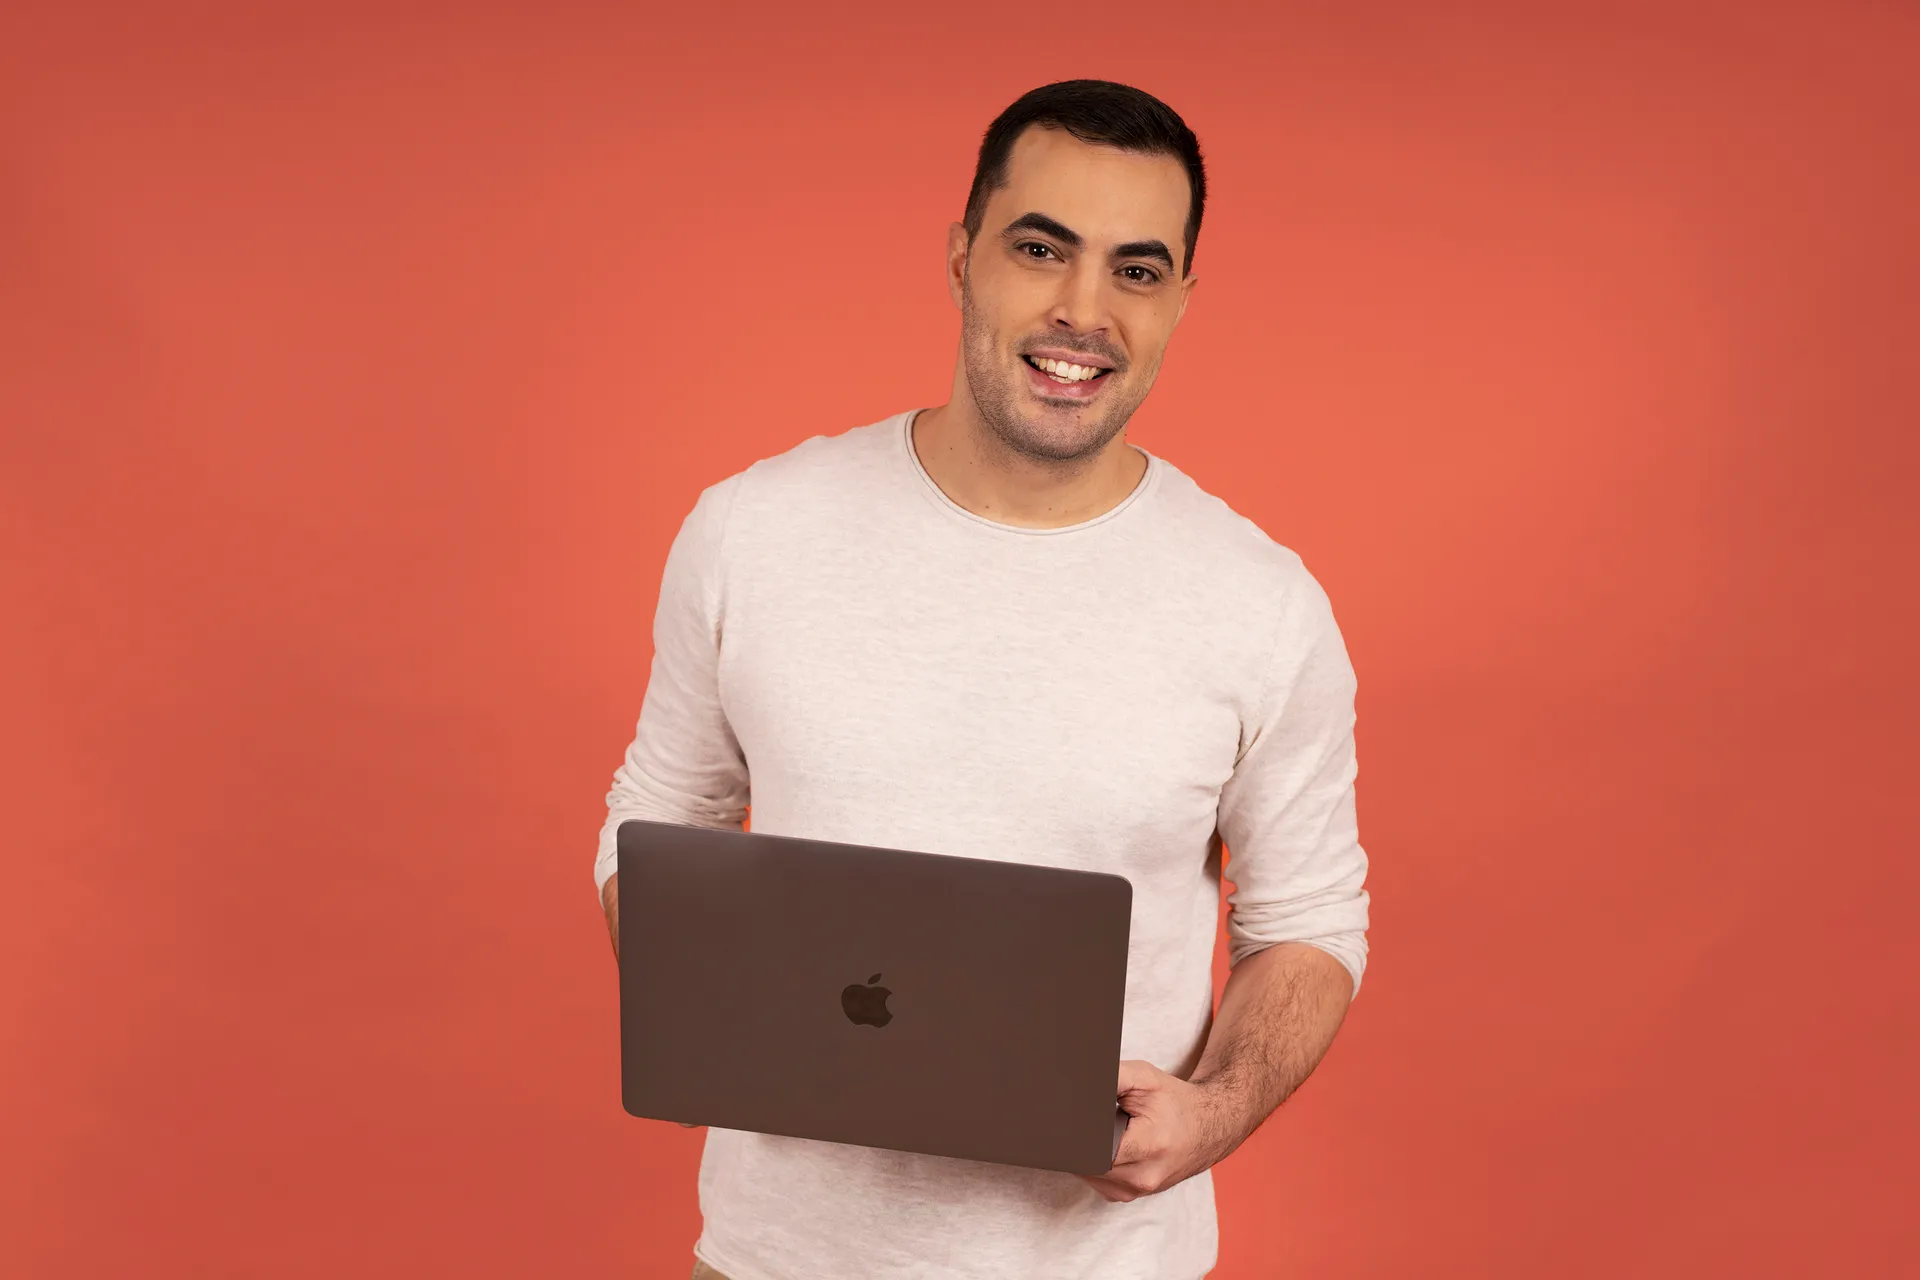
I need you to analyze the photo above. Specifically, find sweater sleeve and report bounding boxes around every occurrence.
[593,474,751,895]
[1215,566,1371,997]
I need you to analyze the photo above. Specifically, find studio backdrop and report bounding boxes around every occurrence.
[4,2,1914,1276]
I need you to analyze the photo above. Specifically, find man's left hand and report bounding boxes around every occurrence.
[1078,1059,1240,1203]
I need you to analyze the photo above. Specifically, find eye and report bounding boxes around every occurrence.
[1017,241,1059,261]
[1120,264,1161,285]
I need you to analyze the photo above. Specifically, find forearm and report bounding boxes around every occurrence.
[601,873,620,961]
[1187,941,1353,1154]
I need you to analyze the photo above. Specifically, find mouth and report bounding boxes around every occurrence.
[1021,353,1114,401]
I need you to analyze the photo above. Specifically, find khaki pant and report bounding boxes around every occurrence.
[690,1260,729,1280]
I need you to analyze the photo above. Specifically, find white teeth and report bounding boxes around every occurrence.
[1032,357,1102,383]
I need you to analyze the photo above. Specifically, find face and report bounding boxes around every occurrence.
[949,124,1198,464]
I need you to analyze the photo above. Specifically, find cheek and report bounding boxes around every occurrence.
[1118,304,1182,371]
[970,267,1058,335]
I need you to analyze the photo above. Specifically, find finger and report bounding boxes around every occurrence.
[1111,1101,1173,1170]
[1077,1174,1139,1203]
[1115,1058,1162,1095]
[1110,1115,1152,1168]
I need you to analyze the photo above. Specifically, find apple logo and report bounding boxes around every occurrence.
[841,972,894,1028]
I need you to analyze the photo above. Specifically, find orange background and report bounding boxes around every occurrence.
[4,2,1915,1276]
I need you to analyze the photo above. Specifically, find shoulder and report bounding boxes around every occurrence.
[1144,455,1328,611]
[741,413,904,496]
[691,413,906,525]
[1147,460,1354,705]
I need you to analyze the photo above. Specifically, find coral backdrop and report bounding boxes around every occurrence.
[4,2,1914,1276]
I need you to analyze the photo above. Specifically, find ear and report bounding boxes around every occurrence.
[945,221,971,310]
[1173,270,1198,328]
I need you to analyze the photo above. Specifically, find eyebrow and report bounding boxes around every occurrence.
[999,211,1177,273]
[1112,238,1176,271]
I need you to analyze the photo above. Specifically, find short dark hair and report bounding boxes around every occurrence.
[962,79,1207,276]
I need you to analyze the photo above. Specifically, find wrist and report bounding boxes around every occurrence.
[1186,1070,1256,1162]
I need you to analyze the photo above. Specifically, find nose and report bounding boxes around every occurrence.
[1047,255,1114,339]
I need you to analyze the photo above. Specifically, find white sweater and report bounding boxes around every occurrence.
[596,409,1370,1280]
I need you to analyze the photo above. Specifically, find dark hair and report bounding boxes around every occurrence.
[962,79,1207,275]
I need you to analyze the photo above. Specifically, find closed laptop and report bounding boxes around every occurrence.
[617,818,1134,1176]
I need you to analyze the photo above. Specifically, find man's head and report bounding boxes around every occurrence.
[948,80,1205,465]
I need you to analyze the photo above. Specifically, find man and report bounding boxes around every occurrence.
[595,79,1370,1280]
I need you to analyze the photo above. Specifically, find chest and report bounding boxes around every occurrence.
[715,546,1249,863]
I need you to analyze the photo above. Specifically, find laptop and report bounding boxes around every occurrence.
[616,818,1134,1176]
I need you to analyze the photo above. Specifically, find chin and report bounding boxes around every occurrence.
[996,415,1115,464]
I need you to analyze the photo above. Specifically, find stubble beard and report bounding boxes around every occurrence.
[958,276,1144,466]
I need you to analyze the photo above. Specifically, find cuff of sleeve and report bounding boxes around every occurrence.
[1233,934,1366,1001]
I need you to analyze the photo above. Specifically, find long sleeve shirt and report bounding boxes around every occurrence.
[596,408,1370,1280]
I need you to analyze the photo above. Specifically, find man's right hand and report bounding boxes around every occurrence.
[601,873,620,961]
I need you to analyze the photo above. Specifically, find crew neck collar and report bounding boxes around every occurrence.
[899,408,1160,537]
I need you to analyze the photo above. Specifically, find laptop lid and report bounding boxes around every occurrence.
[616,819,1133,1177]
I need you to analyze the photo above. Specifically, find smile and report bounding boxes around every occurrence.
[1023,354,1111,385]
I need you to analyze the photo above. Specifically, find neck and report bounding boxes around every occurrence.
[910,396,1148,530]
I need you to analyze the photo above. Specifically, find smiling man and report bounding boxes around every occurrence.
[596,80,1370,1280]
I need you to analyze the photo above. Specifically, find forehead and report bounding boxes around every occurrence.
[985,124,1190,250]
